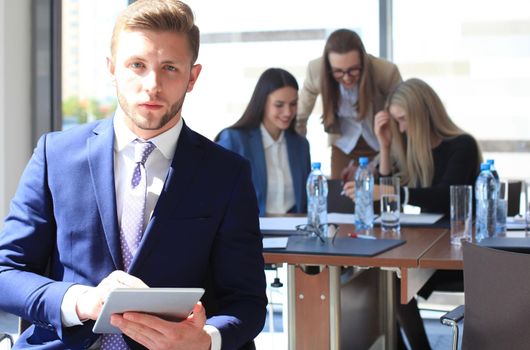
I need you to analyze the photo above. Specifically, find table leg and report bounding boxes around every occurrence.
[287,265,341,350]
[382,269,397,350]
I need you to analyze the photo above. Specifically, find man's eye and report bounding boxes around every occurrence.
[130,62,144,69]
[165,65,177,72]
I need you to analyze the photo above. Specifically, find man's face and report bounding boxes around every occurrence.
[108,29,201,139]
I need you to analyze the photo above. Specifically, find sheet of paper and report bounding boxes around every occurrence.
[507,216,527,230]
[374,213,443,225]
[327,212,356,224]
[263,237,289,249]
[259,217,307,231]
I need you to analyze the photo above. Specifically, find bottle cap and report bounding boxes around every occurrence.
[486,159,495,165]
[480,163,491,171]
[311,162,321,170]
[359,157,369,166]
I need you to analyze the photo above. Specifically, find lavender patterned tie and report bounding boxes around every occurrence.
[101,139,156,350]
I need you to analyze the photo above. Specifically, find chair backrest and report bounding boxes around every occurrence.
[507,180,522,216]
[462,242,530,350]
[327,179,355,214]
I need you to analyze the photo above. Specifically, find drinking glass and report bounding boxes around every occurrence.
[450,185,472,245]
[379,176,400,232]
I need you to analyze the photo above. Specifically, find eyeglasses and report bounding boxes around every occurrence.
[295,223,338,243]
[330,66,362,79]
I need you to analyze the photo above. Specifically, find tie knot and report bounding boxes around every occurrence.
[134,140,156,165]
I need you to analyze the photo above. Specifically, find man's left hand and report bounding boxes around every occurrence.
[110,302,211,350]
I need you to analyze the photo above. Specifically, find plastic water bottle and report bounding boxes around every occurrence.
[487,159,500,184]
[475,163,498,241]
[487,159,505,234]
[354,157,374,230]
[306,162,328,236]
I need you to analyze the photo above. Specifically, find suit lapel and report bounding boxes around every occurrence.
[130,123,205,271]
[87,118,121,269]
[249,128,267,198]
[285,132,302,210]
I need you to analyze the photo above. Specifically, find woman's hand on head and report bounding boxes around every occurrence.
[374,110,392,150]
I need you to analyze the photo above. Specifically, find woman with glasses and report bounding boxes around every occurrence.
[296,28,402,179]
[216,68,311,217]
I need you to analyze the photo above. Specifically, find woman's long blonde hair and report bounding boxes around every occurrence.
[387,78,481,187]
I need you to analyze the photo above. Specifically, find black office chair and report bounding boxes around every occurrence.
[327,179,355,213]
[507,180,523,216]
[440,241,530,350]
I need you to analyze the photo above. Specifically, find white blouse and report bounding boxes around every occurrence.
[260,124,295,214]
[335,84,380,154]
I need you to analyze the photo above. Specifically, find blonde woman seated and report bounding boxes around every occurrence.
[344,78,482,350]
[216,68,311,216]
[344,78,481,215]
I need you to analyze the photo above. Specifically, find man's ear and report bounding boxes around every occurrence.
[186,64,202,92]
[107,56,116,86]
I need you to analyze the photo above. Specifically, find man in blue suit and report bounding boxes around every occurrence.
[0,1,266,349]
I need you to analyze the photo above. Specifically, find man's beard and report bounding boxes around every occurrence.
[118,92,186,131]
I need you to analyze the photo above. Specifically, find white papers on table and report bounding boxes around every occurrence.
[263,237,289,249]
[374,213,443,225]
[507,216,527,230]
[259,217,307,231]
[259,213,357,232]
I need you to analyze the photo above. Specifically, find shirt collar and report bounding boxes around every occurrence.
[113,110,183,160]
[260,123,285,149]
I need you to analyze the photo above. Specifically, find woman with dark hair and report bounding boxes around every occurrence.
[216,68,311,216]
[297,28,402,179]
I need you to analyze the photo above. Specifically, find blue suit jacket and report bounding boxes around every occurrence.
[0,118,267,350]
[217,127,311,216]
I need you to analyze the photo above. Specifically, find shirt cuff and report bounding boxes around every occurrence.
[204,324,222,350]
[61,284,93,327]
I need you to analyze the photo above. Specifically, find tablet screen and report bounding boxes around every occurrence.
[92,287,205,334]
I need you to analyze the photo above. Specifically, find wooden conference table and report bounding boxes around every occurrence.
[263,224,463,350]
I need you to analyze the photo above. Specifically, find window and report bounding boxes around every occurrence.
[184,0,380,176]
[61,0,128,129]
[393,0,530,179]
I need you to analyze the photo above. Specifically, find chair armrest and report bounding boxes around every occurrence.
[440,304,465,326]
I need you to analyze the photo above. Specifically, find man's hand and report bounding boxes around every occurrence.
[76,270,148,321]
[111,302,211,350]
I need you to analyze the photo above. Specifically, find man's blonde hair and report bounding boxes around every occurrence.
[110,0,200,64]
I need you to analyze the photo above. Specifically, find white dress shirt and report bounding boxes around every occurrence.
[261,124,295,214]
[60,113,221,349]
[334,84,380,154]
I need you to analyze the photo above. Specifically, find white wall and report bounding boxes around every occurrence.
[0,0,32,222]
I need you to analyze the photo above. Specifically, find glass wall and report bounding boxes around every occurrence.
[61,0,128,129]
[393,0,530,179]
[184,0,380,176]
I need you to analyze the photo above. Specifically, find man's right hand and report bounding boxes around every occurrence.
[75,270,148,321]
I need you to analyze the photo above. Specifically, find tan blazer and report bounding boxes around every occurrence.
[296,54,402,146]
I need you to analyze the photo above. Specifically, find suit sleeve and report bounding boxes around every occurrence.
[0,134,74,334]
[296,59,321,136]
[205,159,267,349]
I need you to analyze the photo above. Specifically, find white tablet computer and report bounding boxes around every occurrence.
[92,287,205,334]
